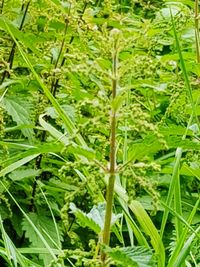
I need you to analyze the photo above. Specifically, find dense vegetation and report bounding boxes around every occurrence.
[0,0,200,266]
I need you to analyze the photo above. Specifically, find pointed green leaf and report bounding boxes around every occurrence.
[0,154,40,177]
[105,246,154,267]
[129,200,165,267]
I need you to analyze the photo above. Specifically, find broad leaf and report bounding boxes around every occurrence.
[2,96,35,141]
[22,211,63,265]
[70,203,122,234]
[105,246,154,267]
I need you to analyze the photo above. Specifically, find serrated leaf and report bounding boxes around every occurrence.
[167,225,200,267]
[88,203,122,230]
[22,212,63,265]
[105,246,154,267]
[70,203,122,234]
[22,212,63,248]
[0,214,40,267]
[3,97,35,141]
[70,203,101,234]
[0,180,60,265]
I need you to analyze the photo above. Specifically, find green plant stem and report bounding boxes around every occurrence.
[1,1,31,83]
[102,113,116,246]
[51,16,70,95]
[51,36,74,96]
[195,0,200,63]
[101,38,118,262]
[51,1,87,96]
[0,0,4,14]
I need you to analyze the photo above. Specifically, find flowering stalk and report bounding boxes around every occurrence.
[101,29,119,262]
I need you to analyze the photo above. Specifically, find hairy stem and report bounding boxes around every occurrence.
[101,36,118,262]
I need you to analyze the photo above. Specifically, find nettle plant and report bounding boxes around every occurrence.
[0,0,200,266]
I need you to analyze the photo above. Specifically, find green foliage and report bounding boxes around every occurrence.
[70,202,122,234]
[2,96,35,141]
[130,200,165,267]
[105,246,154,267]
[0,0,200,266]
[22,212,62,248]
[22,211,63,265]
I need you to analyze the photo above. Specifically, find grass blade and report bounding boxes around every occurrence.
[0,154,40,177]
[170,225,200,267]
[129,200,165,267]
[0,213,41,267]
[118,198,150,248]
[160,7,200,239]
[37,181,62,250]
[167,198,200,267]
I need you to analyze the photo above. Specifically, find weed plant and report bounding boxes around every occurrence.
[0,0,200,266]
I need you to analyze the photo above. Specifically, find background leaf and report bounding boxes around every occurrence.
[105,246,154,267]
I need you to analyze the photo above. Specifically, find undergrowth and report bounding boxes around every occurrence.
[0,0,200,266]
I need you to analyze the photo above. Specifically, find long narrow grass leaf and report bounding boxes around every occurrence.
[0,154,40,177]
[167,198,200,267]
[170,225,200,267]
[37,181,62,249]
[129,200,165,267]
